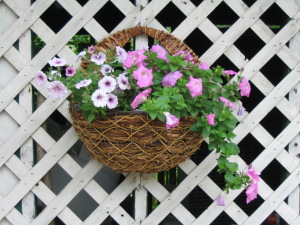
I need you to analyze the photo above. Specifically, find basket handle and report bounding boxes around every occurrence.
[94,26,199,61]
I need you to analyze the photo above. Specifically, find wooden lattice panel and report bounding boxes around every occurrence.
[0,0,300,224]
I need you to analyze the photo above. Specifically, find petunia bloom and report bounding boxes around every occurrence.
[107,93,118,109]
[186,76,203,97]
[238,77,251,97]
[174,50,193,62]
[246,165,260,183]
[163,112,180,129]
[133,64,153,88]
[88,45,95,54]
[162,71,182,87]
[219,96,236,110]
[206,114,216,125]
[91,89,108,107]
[75,79,92,89]
[216,192,225,206]
[199,62,210,70]
[123,50,147,68]
[222,70,238,75]
[65,66,76,77]
[116,46,128,63]
[98,76,116,93]
[100,64,114,76]
[48,81,67,99]
[35,71,47,86]
[91,52,106,65]
[246,181,258,204]
[131,88,152,109]
[150,44,168,60]
[117,73,131,90]
[237,101,244,116]
[48,57,66,67]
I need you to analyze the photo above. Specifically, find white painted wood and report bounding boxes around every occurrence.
[0,2,20,225]
[288,0,300,214]
[18,0,35,221]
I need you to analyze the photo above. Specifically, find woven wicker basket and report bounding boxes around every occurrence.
[70,27,204,173]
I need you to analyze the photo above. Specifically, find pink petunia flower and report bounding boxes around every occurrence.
[123,50,147,68]
[48,57,66,67]
[162,71,182,87]
[219,96,236,110]
[246,165,260,183]
[117,73,131,90]
[132,64,153,88]
[35,71,47,86]
[150,44,168,60]
[238,77,251,97]
[199,62,210,70]
[206,114,216,125]
[91,52,106,65]
[116,46,128,63]
[107,93,118,109]
[216,192,225,206]
[246,181,258,204]
[163,112,180,130]
[186,76,203,97]
[131,88,152,109]
[88,45,95,54]
[100,64,114,75]
[222,70,238,75]
[98,76,116,93]
[174,50,193,62]
[75,79,92,89]
[48,81,67,99]
[65,66,76,77]
[91,89,108,107]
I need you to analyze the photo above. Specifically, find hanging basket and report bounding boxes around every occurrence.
[70,26,204,173]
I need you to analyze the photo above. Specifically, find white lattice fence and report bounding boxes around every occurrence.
[0,0,300,224]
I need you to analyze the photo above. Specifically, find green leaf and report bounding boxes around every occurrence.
[149,111,157,120]
[87,112,95,123]
[202,125,211,137]
[225,161,238,173]
[170,64,178,72]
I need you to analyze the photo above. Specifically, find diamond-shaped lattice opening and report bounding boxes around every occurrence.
[234,188,264,216]
[156,167,186,193]
[120,192,134,218]
[182,185,213,218]
[260,3,290,34]
[260,107,289,138]
[238,133,265,165]
[155,2,186,31]
[261,159,289,191]
[93,1,125,33]
[260,55,290,87]
[243,0,256,7]
[211,54,239,72]
[92,166,121,195]
[68,141,91,168]
[190,142,210,165]
[184,28,213,57]
[242,82,265,113]
[190,0,204,7]
[76,0,88,6]
[67,29,94,55]
[68,189,99,220]
[208,166,225,190]
[263,211,287,225]
[40,2,72,33]
[50,163,73,195]
[207,1,239,33]
[160,213,183,225]
[211,211,235,225]
[234,28,265,60]
[47,110,71,141]
[32,31,46,58]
